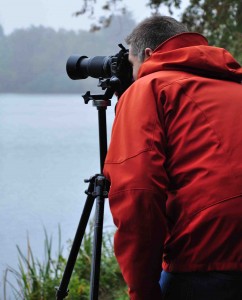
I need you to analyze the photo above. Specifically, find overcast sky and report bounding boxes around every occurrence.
[0,0,188,35]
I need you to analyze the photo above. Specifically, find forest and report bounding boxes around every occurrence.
[0,14,136,94]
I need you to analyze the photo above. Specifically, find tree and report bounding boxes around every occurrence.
[182,0,242,62]
[76,0,242,63]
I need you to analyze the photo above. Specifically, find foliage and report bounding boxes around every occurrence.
[3,224,128,300]
[74,0,127,31]
[147,0,182,14]
[182,0,242,62]
[76,0,242,63]
[3,227,65,300]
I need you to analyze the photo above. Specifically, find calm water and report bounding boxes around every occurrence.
[0,94,116,296]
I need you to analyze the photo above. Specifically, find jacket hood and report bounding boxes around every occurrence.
[138,33,242,83]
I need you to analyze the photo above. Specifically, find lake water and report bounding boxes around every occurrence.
[0,94,116,297]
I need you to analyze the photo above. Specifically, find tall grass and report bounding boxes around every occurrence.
[3,224,128,300]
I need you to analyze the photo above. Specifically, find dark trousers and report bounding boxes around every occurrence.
[159,270,242,300]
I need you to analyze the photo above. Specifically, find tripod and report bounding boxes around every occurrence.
[56,86,113,300]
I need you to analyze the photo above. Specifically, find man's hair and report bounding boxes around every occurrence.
[125,15,189,61]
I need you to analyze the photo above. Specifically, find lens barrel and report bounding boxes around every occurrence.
[66,55,111,80]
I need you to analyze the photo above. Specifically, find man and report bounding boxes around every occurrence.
[103,15,242,300]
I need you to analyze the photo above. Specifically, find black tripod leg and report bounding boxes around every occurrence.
[90,176,107,300]
[88,108,108,300]
[56,178,96,300]
[57,103,109,300]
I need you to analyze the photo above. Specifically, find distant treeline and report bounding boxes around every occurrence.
[0,14,136,94]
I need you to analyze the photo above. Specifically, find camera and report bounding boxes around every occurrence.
[66,44,133,97]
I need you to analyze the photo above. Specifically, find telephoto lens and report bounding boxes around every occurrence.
[66,55,111,80]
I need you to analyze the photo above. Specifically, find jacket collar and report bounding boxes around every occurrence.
[154,32,208,53]
[137,32,242,82]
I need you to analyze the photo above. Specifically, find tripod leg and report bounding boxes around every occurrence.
[57,104,109,299]
[56,179,96,300]
[89,176,107,300]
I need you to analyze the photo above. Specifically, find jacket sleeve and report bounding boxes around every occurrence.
[103,79,169,299]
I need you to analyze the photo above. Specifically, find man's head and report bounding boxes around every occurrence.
[125,15,189,79]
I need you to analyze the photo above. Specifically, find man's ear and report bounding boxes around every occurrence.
[144,48,153,59]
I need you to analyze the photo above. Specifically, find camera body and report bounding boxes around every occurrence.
[66,44,133,97]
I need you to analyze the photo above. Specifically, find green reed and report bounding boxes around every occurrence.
[3,224,128,300]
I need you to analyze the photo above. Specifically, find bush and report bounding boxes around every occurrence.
[3,224,128,300]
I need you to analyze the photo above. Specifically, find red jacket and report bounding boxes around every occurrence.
[103,33,242,299]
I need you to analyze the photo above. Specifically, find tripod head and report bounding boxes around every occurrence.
[81,76,118,109]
